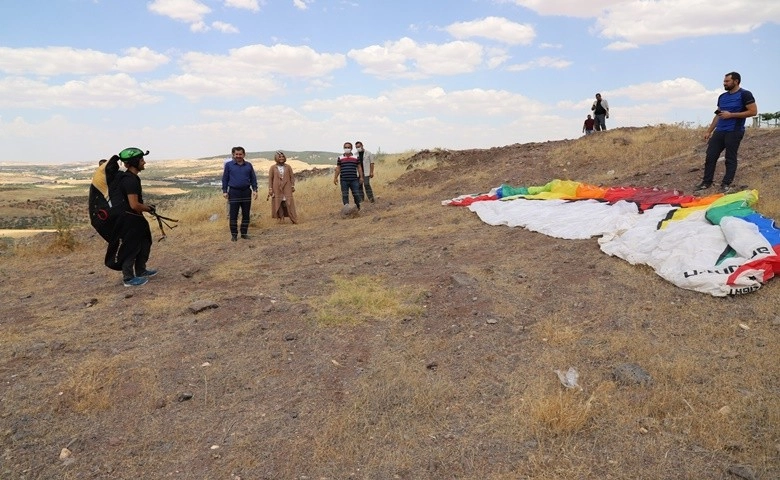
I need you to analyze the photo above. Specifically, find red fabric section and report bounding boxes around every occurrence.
[727,246,780,284]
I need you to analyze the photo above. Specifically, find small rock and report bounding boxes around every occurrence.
[107,437,122,447]
[59,447,72,459]
[188,300,218,314]
[720,350,740,359]
[426,361,438,371]
[181,267,201,279]
[284,333,296,341]
[177,392,193,402]
[612,363,653,386]
[155,398,167,409]
[771,316,780,326]
[718,405,732,416]
[85,298,98,308]
[486,318,498,325]
[727,464,756,480]
[340,204,360,219]
[450,273,476,287]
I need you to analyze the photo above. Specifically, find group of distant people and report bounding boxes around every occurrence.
[582,93,609,135]
[102,141,377,286]
[221,141,376,241]
[580,71,756,194]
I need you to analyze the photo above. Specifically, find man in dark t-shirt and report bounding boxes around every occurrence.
[694,71,757,194]
[105,147,157,287]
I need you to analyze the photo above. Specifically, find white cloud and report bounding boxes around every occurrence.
[183,44,345,76]
[191,21,210,32]
[0,46,169,75]
[302,85,542,118]
[605,41,637,51]
[486,48,510,69]
[607,77,716,107]
[292,0,313,10]
[212,21,239,33]
[512,0,780,45]
[224,0,262,11]
[509,0,622,17]
[146,73,281,100]
[596,2,780,45]
[506,56,571,72]
[445,16,535,45]
[146,44,345,99]
[148,0,211,23]
[0,74,161,108]
[115,47,171,72]
[348,37,484,79]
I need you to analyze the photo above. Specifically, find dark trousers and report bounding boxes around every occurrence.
[594,114,607,131]
[340,178,361,208]
[228,187,252,236]
[703,130,744,186]
[360,176,374,202]
[122,237,151,280]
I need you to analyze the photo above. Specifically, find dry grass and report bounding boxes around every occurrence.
[1,126,778,479]
[314,275,425,325]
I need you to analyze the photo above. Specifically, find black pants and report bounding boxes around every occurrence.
[228,187,252,236]
[703,130,745,186]
[122,237,151,280]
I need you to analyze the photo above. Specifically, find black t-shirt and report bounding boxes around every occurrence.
[594,100,607,115]
[109,171,143,213]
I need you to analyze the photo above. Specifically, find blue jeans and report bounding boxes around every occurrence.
[703,130,744,186]
[340,178,361,208]
[594,114,607,131]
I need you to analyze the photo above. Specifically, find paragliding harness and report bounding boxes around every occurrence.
[89,156,121,242]
[89,155,179,242]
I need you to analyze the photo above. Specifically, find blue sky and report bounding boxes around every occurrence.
[1,0,778,164]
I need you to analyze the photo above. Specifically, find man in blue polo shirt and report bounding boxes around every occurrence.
[694,72,757,194]
[222,146,258,241]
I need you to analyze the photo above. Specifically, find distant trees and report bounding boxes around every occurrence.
[758,111,780,127]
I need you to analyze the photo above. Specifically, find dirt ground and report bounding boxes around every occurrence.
[1,127,779,479]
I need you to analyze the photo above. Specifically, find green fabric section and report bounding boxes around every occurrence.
[705,190,758,225]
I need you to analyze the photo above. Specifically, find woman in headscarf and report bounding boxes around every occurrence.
[267,150,298,224]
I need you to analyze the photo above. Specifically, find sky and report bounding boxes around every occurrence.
[1,0,779,164]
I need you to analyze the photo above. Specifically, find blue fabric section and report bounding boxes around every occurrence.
[744,213,780,247]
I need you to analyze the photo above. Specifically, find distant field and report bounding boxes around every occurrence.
[0,228,56,238]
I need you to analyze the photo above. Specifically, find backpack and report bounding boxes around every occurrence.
[88,155,121,241]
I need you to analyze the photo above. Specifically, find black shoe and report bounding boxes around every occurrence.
[231,235,237,242]
[241,234,250,239]
[693,182,711,192]
[719,184,732,194]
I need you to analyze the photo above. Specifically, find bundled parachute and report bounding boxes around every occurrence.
[444,179,780,297]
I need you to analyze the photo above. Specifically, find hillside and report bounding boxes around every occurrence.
[1,126,779,479]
